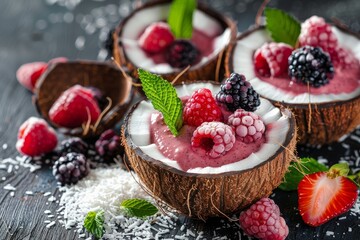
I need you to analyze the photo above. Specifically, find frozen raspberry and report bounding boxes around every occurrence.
[239,198,289,240]
[139,22,175,53]
[95,129,124,162]
[52,152,90,185]
[59,137,89,156]
[183,88,223,127]
[331,46,360,69]
[49,85,101,128]
[16,117,58,157]
[166,40,199,68]
[299,16,338,57]
[216,73,260,112]
[191,122,235,158]
[228,109,265,143]
[254,42,293,77]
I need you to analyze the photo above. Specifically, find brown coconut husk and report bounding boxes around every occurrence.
[225,25,360,145]
[121,97,297,220]
[112,0,237,88]
[34,61,134,138]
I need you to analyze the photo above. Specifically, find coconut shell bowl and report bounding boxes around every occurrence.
[34,61,134,138]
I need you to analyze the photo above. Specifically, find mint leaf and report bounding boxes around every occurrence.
[348,171,360,188]
[168,0,196,39]
[120,199,158,218]
[83,210,105,239]
[138,69,183,136]
[278,157,328,191]
[265,7,301,47]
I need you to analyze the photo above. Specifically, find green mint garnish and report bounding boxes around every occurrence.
[83,210,105,240]
[168,0,196,39]
[120,199,158,218]
[278,157,328,191]
[265,7,301,47]
[348,171,360,188]
[138,68,183,136]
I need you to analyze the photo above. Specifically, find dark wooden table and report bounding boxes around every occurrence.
[0,0,359,239]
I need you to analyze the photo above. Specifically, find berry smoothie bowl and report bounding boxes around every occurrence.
[226,9,360,145]
[111,0,237,85]
[122,70,297,220]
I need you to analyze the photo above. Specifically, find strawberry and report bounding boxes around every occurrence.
[16,117,58,157]
[298,171,358,227]
[49,85,101,128]
[138,22,175,53]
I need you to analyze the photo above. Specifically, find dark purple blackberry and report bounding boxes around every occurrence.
[59,137,88,156]
[166,40,199,68]
[86,86,108,110]
[288,46,334,87]
[103,28,115,60]
[52,153,90,185]
[95,129,124,163]
[216,73,260,112]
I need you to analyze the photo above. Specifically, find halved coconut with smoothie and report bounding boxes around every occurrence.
[122,69,296,220]
[112,0,236,84]
[226,8,360,145]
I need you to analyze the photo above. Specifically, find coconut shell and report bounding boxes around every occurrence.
[112,0,237,87]
[225,25,360,145]
[34,61,134,138]
[122,102,297,220]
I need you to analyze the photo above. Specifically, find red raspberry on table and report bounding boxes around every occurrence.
[139,22,175,53]
[254,42,293,77]
[49,85,101,128]
[183,88,223,127]
[191,121,235,158]
[16,117,58,157]
[228,109,265,143]
[239,198,289,240]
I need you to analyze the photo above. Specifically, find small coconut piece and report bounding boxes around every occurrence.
[112,0,237,85]
[225,25,360,145]
[34,61,134,138]
[122,82,297,220]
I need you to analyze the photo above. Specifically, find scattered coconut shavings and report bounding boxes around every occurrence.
[46,221,56,228]
[48,196,56,202]
[44,192,52,197]
[3,184,16,191]
[25,191,34,195]
[2,143,8,150]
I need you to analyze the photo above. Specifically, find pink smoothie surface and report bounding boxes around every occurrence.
[150,112,265,171]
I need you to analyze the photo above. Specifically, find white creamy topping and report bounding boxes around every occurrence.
[129,82,291,174]
[232,28,360,103]
[120,4,231,74]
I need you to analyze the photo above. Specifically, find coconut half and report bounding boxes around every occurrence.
[122,82,296,220]
[34,61,134,138]
[225,25,360,145]
[112,0,237,84]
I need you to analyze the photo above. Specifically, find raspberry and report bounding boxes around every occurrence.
[239,198,289,240]
[139,22,175,53]
[49,85,101,128]
[228,109,265,143]
[183,88,223,127]
[95,129,124,162]
[299,16,338,56]
[59,137,89,156]
[52,152,90,185]
[254,42,293,77]
[191,122,235,158]
[16,117,58,157]
[288,46,334,87]
[216,73,260,112]
[166,40,199,68]
[331,46,360,69]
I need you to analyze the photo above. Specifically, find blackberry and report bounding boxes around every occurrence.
[166,40,199,68]
[86,86,108,110]
[216,73,260,112]
[103,28,115,60]
[95,129,124,163]
[288,46,334,87]
[59,137,88,156]
[52,152,90,185]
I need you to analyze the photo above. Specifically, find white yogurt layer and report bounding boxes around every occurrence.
[232,28,360,103]
[128,82,291,174]
[120,3,232,74]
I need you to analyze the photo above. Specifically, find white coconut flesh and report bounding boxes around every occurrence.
[120,3,232,74]
[232,28,360,104]
[128,82,291,175]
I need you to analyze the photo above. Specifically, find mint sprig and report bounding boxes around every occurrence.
[279,157,328,191]
[138,69,183,136]
[120,199,158,218]
[168,0,196,39]
[83,210,105,239]
[265,7,301,47]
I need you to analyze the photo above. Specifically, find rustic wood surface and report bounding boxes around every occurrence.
[0,0,359,239]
